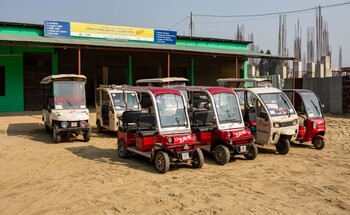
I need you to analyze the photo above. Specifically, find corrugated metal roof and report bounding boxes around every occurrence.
[0,34,295,60]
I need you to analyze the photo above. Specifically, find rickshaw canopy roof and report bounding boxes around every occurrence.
[41,74,87,84]
[122,86,184,96]
[174,86,235,95]
[136,77,189,85]
[217,78,273,88]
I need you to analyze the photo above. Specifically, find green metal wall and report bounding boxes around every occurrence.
[0,41,58,112]
[0,55,23,112]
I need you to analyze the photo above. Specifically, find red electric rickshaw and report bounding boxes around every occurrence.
[174,86,257,165]
[283,89,326,149]
[117,86,204,173]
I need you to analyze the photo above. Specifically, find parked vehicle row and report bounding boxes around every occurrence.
[40,75,326,174]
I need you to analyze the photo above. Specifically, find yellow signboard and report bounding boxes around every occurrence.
[70,22,154,42]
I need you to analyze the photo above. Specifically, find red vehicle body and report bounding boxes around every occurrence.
[117,86,204,173]
[283,89,326,149]
[174,86,257,165]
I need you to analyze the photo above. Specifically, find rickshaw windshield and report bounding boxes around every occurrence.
[213,92,242,124]
[259,93,295,117]
[156,94,187,128]
[111,92,139,110]
[300,92,323,118]
[53,81,86,109]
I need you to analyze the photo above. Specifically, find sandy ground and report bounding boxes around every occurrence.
[0,111,349,215]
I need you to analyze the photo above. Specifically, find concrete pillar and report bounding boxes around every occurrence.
[255,69,260,77]
[276,65,287,79]
[307,62,315,78]
[322,56,332,77]
[248,64,256,77]
[316,63,324,78]
[294,61,303,78]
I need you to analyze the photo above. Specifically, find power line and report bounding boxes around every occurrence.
[168,16,189,30]
[193,1,350,18]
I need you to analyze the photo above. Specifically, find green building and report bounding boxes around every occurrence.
[0,21,280,112]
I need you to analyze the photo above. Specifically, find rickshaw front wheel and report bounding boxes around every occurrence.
[312,137,325,150]
[244,143,258,160]
[213,144,230,165]
[83,131,91,142]
[155,151,170,174]
[192,148,204,168]
[276,138,290,155]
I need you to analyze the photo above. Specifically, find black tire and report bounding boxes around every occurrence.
[312,137,325,150]
[53,126,61,143]
[154,151,170,174]
[83,131,91,142]
[276,138,290,155]
[213,144,230,165]
[96,120,103,133]
[244,143,258,160]
[117,139,129,158]
[192,148,204,169]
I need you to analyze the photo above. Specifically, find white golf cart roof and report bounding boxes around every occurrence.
[217,78,273,88]
[136,77,189,86]
[97,84,135,94]
[41,74,87,84]
[235,87,282,94]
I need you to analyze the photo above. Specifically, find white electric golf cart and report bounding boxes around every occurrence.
[218,78,298,155]
[95,85,140,132]
[41,74,91,143]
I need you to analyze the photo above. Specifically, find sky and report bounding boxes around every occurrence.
[0,0,349,67]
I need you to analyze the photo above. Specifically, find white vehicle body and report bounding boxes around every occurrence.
[95,85,140,132]
[41,74,91,143]
[234,87,298,146]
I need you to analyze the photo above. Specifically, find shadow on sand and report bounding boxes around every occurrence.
[65,144,210,174]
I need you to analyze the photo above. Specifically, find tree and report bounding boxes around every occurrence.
[259,50,277,76]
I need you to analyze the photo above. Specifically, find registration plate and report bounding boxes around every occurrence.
[182,152,190,160]
[71,122,77,127]
[240,145,247,153]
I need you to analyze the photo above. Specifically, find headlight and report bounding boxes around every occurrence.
[273,122,280,128]
[80,121,87,128]
[61,121,68,128]
[293,119,298,126]
[312,121,316,129]
[167,137,174,144]
[227,132,232,138]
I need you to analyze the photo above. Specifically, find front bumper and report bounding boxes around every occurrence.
[55,125,91,134]
[232,142,255,155]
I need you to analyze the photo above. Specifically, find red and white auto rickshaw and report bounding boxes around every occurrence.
[283,89,326,149]
[175,86,257,165]
[218,78,299,155]
[117,86,204,173]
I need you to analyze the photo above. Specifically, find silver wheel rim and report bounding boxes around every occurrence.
[156,154,165,171]
[215,146,225,163]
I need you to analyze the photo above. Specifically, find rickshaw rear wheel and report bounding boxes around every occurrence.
[213,144,230,165]
[83,131,91,142]
[192,148,204,168]
[312,137,325,150]
[118,139,129,158]
[244,143,258,160]
[155,151,170,174]
[96,120,103,133]
[276,138,290,155]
